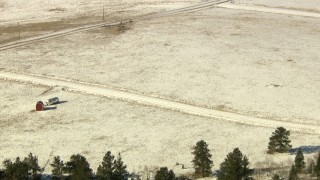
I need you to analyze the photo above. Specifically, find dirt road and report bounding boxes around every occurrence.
[1,71,319,135]
[0,0,230,51]
[217,4,320,18]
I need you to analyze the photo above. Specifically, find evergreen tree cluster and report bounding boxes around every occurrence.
[287,149,320,179]
[191,140,253,179]
[63,154,93,180]
[96,152,128,180]
[51,152,128,180]
[0,152,128,180]
[2,153,42,180]
[0,127,319,179]
[155,167,175,180]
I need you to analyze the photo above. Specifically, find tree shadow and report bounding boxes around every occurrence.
[44,106,57,111]
[289,146,320,154]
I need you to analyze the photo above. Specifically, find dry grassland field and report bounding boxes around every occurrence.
[0,0,320,179]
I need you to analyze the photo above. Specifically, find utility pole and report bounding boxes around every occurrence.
[18,22,21,39]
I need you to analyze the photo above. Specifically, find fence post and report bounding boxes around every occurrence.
[18,22,21,39]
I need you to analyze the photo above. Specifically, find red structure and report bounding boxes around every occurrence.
[36,101,44,111]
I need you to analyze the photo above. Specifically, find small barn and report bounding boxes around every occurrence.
[36,101,44,111]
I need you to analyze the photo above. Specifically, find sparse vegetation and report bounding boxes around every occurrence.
[306,158,315,175]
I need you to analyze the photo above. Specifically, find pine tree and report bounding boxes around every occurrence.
[294,149,305,174]
[51,156,64,179]
[268,127,292,153]
[218,148,253,180]
[97,151,115,180]
[65,154,92,180]
[315,152,320,178]
[155,167,175,180]
[113,153,128,180]
[288,164,298,180]
[191,140,213,177]
[24,153,42,179]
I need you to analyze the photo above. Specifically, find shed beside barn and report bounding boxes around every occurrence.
[36,101,44,111]
[46,97,59,106]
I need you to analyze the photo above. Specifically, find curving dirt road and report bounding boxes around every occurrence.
[1,71,319,135]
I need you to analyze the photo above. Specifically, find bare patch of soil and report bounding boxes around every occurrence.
[0,15,100,44]
[48,7,66,12]
[90,21,133,35]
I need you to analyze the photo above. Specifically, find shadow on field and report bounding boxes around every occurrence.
[289,146,320,154]
[44,106,57,111]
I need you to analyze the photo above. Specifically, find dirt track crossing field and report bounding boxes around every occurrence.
[1,71,319,135]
